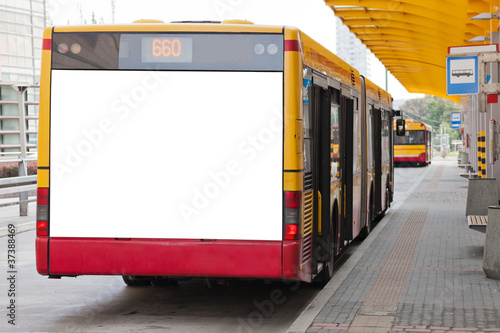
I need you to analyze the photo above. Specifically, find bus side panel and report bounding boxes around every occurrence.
[381,164,390,209]
[381,116,388,210]
[38,27,52,168]
[283,28,310,282]
[394,145,427,162]
[282,241,310,281]
[35,27,53,275]
[36,237,49,275]
[48,238,283,278]
[352,173,362,237]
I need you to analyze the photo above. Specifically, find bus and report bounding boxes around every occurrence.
[393,119,432,166]
[36,20,394,285]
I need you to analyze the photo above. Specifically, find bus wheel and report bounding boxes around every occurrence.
[317,208,337,287]
[359,190,374,240]
[385,183,392,209]
[152,276,178,286]
[122,275,153,286]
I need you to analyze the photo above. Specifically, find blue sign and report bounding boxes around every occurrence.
[451,112,461,129]
[303,78,311,104]
[446,56,479,95]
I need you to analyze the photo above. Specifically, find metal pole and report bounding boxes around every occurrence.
[12,85,28,216]
[385,69,388,91]
[440,124,443,153]
[13,85,28,159]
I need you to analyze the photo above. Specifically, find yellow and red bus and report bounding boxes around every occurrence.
[36,20,393,285]
[393,119,432,166]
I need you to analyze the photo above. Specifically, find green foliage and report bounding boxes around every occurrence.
[398,97,429,118]
[401,95,461,142]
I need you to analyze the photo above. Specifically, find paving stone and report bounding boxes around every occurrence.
[307,161,500,332]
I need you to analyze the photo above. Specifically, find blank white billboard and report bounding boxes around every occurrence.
[50,70,283,241]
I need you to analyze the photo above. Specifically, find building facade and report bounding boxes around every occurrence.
[0,0,50,83]
[335,17,371,78]
[0,0,50,158]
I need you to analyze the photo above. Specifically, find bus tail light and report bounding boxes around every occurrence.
[419,152,426,160]
[284,191,301,240]
[42,38,51,51]
[37,188,49,237]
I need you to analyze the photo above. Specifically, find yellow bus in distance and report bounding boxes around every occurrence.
[393,119,432,166]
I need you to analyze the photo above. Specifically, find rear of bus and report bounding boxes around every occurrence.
[36,23,302,280]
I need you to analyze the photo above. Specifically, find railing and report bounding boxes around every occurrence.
[0,159,37,216]
[0,173,37,213]
[0,82,39,216]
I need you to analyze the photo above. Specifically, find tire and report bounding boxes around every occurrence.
[360,189,374,239]
[358,205,371,240]
[122,275,153,286]
[153,276,178,286]
[385,183,392,209]
[122,275,178,287]
[316,208,337,287]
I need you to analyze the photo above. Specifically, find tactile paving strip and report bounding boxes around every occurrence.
[348,207,429,333]
[426,165,444,190]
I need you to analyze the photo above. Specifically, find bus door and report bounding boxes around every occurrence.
[426,129,432,162]
[373,108,382,216]
[339,93,354,248]
[307,73,332,274]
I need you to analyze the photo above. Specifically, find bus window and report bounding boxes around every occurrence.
[353,110,360,174]
[303,80,312,175]
[368,105,375,169]
[382,111,390,165]
[394,130,425,145]
[396,119,405,136]
[331,103,340,181]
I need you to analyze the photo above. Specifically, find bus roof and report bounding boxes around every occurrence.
[51,22,284,34]
[394,119,432,132]
[364,77,392,108]
[48,21,391,101]
[298,30,361,92]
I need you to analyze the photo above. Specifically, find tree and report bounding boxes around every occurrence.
[399,97,429,118]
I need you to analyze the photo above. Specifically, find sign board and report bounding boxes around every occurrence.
[446,56,479,95]
[448,44,498,55]
[451,112,461,129]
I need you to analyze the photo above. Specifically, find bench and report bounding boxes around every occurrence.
[460,172,479,179]
[458,164,476,179]
[467,215,488,233]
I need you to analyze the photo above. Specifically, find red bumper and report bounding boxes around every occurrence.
[394,155,426,163]
[39,237,301,279]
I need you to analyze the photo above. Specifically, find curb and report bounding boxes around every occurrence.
[286,208,396,333]
[286,164,433,333]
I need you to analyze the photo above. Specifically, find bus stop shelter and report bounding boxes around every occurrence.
[325,0,500,192]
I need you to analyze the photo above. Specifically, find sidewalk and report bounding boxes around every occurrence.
[289,159,500,333]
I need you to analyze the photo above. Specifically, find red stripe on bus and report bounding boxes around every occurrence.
[394,156,426,163]
[35,237,49,275]
[284,39,301,52]
[283,240,311,281]
[42,39,51,51]
[47,237,286,279]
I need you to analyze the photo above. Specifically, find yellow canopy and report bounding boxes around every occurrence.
[325,0,499,101]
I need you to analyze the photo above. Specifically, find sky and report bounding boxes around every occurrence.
[49,0,424,102]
